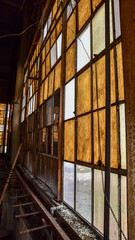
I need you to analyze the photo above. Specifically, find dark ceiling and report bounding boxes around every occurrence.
[0,0,23,103]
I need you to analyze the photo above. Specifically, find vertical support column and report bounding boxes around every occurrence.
[3,104,8,154]
[120,1,135,239]
[104,0,110,239]
[58,1,66,201]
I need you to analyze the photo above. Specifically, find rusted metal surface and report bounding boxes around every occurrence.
[15,169,71,240]
[120,0,135,239]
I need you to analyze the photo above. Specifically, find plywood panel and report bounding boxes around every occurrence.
[46,53,50,75]
[93,55,106,110]
[42,47,45,62]
[93,109,105,165]
[42,63,45,80]
[111,106,118,168]
[92,0,102,11]
[78,0,91,30]
[110,48,116,104]
[46,39,50,56]
[77,114,91,163]
[51,30,56,47]
[64,120,75,162]
[77,67,91,115]
[44,78,48,100]
[116,43,124,101]
[48,70,54,96]
[55,60,61,91]
[67,11,76,48]
[66,43,76,83]
[57,17,62,37]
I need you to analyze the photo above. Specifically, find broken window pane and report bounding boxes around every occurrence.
[92,4,105,55]
[76,165,92,223]
[57,33,62,59]
[113,0,121,38]
[66,10,76,48]
[110,173,119,240]
[64,79,75,120]
[77,24,90,72]
[119,104,126,169]
[51,43,57,67]
[94,169,104,233]
[63,161,74,208]
[121,176,127,240]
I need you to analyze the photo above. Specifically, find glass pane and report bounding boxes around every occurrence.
[67,10,76,48]
[78,0,91,30]
[76,165,92,223]
[67,0,76,19]
[77,24,90,72]
[113,0,121,38]
[110,0,113,43]
[43,23,47,39]
[53,125,58,156]
[64,79,75,120]
[110,173,119,240]
[92,4,105,56]
[119,104,126,169]
[63,161,74,208]
[46,97,54,126]
[77,114,91,163]
[48,11,52,30]
[121,176,127,240]
[94,169,104,233]
[77,67,91,115]
[64,120,75,162]
[51,43,57,67]
[57,33,62,59]
[66,43,76,83]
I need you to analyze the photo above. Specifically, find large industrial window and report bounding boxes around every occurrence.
[63,0,127,239]
[20,0,127,239]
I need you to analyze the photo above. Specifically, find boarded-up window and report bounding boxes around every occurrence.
[66,43,76,83]
[78,0,91,30]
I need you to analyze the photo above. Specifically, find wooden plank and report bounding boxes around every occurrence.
[10,195,29,200]
[13,202,33,208]
[0,144,22,205]
[19,225,50,234]
[15,211,41,218]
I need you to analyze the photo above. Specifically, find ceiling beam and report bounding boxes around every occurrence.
[0,0,21,9]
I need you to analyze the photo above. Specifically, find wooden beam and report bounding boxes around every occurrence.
[19,225,50,234]
[15,211,41,218]
[120,0,135,239]
[13,202,33,208]
[0,0,21,9]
